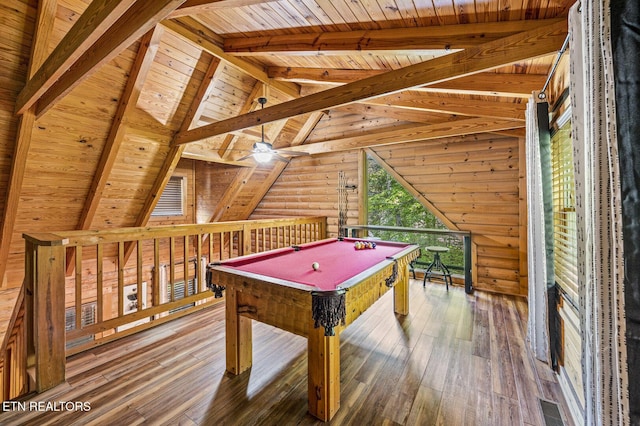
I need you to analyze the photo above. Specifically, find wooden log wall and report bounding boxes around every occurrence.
[372,134,526,295]
[254,134,527,296]
[251,151,361,237]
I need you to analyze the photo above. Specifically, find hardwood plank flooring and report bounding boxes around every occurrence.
[0,281,574,425]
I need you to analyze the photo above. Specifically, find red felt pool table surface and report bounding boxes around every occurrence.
[216,238,416,291]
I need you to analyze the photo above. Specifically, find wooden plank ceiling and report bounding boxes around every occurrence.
[17,0,572,164]
[0,0,573,285]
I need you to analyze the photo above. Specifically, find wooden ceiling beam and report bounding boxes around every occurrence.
[269,67,546,98]
[18,0,187,118]
[218,82,264,159]
[334,103,455,124]
[174,19,567,145]
[224,18,565,55]
[14,0,138,115]
[135,52,223,229]
[287,117,524,155]
[161,17,300,98]
[0,0,57,283]
[76,27,165,233]
[168,0,267,18]
[363,92,526,121]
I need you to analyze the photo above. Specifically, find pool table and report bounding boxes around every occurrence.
[206,237,420,421]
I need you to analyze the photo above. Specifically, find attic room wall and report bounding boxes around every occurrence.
[251,151,360,238]
[1,0,207,289]
[371,134,526,295]
[254,134,526,296]
[194,160,243,223]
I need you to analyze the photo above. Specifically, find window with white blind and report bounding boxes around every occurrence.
[65,302,97,331]
[551,119,578,304]
[152,176,185,216]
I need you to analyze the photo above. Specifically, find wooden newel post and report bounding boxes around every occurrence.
[23,233,68,392]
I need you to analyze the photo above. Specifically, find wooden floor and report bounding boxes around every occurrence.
[1,281,573,426]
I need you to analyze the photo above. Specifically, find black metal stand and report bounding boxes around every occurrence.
[423,247,452,291]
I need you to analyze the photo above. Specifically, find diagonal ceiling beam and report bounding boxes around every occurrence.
[287,117,524,155]
[161,17,300,99]
[136,52,223,228]
[218,82,264,159]
[14,0,138,115]
[28,0,187,118]
[363,92,526,121]
[0,0,57,284]
[174,19,567,145]
[224,18,565,55]
[66,27,166,275]
[268,67,546,98]
[335,103,455,124]
[365,148,458,230]
[168,0,267,18]
[76,27,165,233]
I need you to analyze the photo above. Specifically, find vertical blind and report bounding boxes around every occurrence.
[551,119,578,304]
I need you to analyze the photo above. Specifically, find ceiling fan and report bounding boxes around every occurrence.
[236,97,310,163]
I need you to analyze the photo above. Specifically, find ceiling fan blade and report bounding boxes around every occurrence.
[272,153,290,162]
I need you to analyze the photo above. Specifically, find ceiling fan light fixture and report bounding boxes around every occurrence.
[253,141,273,163]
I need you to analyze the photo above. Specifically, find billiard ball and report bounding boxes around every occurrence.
[312,262,320,270]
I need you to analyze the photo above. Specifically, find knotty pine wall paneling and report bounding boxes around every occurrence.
[254,134,526,296]
[0,0,36,290]
[371,134,525,295]
[251,151,360,238]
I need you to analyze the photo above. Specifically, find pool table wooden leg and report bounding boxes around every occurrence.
[307,324,341,421]
[225,287,252,375]
[393,263,410,315]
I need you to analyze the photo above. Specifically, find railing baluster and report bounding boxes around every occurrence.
[170,237,175,302]
[153,239,160,307]
[183,235,189,293]
[196,234,203,293]
[75,246,82,330]
[97,244,103,323]
[137,240,143,312]
[118,242,124,317]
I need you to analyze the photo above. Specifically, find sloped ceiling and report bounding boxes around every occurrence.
[0,0,573,285]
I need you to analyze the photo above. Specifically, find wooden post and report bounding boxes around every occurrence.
[24,234,67,392]
[225,286,252,375]
[307,323,341,421]
[393,262,410,315]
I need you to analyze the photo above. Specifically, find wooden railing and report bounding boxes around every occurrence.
[1,287,28,402]
[343,224,473,293]
[21,216,326,394]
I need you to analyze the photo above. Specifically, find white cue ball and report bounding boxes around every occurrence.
[312,262,320,271]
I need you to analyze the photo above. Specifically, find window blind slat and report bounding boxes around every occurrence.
[152,176,184,216]
[551,120,578,304]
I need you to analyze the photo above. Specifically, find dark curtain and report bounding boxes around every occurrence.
[610,0,640,422]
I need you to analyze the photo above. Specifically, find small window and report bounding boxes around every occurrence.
[65,302,97,331]
[152,176,185,216]
[551,119,577,304]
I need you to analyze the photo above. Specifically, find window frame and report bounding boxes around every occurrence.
[151,175,187,218]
